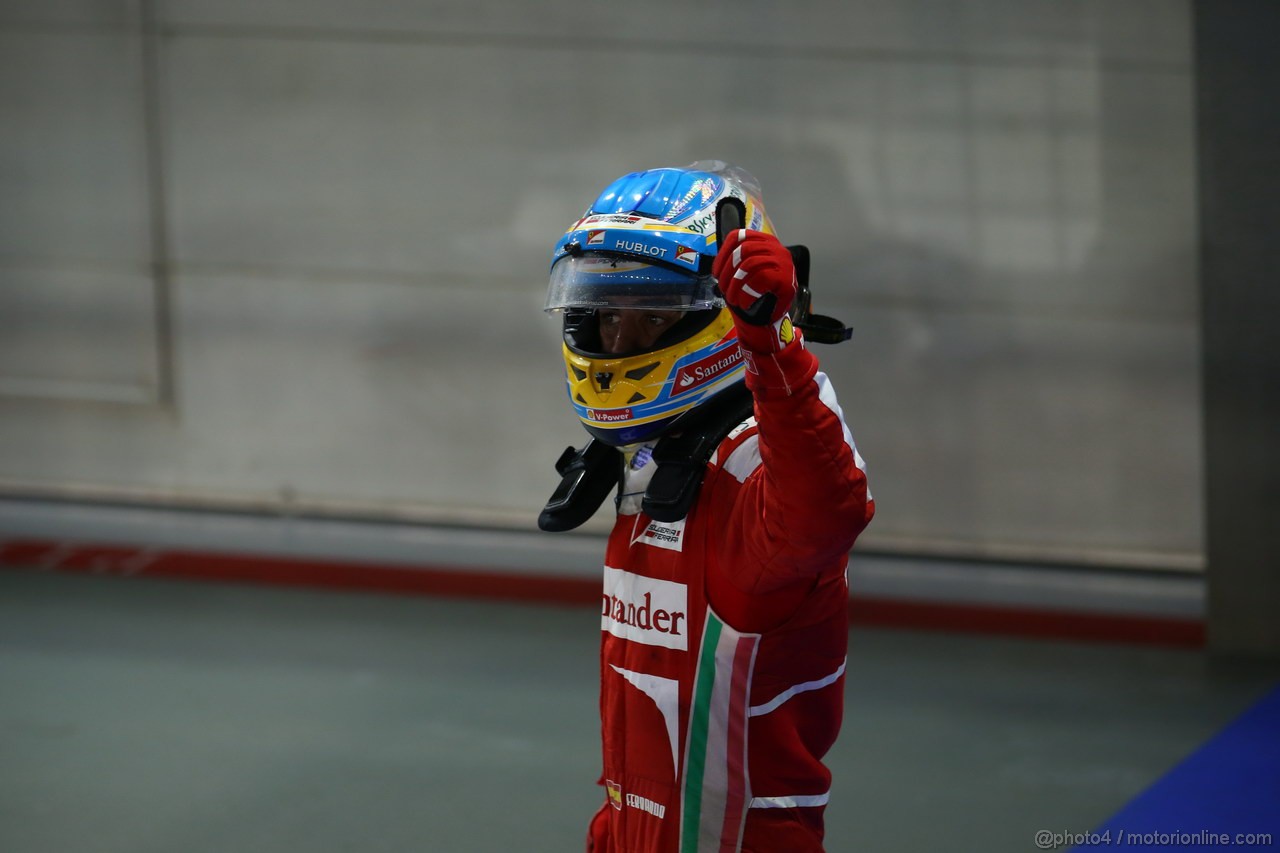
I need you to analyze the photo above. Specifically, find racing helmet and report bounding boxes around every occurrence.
[545,161,777,446]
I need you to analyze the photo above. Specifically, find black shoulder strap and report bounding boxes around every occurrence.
[537,439,623,532]
[537,384,755,532]
[642,384,755,523]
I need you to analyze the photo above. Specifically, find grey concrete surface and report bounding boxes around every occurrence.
[2,569,1274,852]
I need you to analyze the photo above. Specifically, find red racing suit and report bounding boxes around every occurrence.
[588,341,874,852]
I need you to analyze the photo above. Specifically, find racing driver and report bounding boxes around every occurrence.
[539,161,874,852]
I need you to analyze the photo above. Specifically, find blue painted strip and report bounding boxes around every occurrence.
[1083,684,1280,850]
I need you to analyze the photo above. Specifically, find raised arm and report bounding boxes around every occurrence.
[711,229,874,593]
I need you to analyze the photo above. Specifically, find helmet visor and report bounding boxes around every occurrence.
[545,254,720,313]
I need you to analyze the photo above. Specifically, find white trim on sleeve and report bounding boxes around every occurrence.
[748,659,847,717]
[748,792,831,809]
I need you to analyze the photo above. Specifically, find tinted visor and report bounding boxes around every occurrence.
[561,305,720,358]
[544,253,720,313]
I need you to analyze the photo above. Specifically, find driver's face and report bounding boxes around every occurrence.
[598,308,683,355]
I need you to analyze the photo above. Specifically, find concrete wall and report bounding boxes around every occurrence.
[0,1,1200,568]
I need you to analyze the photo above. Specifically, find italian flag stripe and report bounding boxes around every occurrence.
[680,608,761,852]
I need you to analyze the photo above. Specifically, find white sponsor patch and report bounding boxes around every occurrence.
[632,517,687,552]
[726,417,757,442]
[602,567,688,650]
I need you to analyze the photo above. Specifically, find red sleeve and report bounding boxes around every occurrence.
[711,339,874,596]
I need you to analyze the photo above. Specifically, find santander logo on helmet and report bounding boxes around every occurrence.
[671,343,744,398]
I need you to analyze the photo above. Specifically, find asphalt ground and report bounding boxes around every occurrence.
[2,569,1276,852]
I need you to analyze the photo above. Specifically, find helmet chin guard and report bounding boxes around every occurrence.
[560,307,745,446]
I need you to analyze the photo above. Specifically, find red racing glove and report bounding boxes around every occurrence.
[712,228,800,354]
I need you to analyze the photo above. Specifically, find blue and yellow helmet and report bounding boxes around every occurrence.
[545,161,776,446]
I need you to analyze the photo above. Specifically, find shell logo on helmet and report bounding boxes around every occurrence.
[588,408,634,423]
